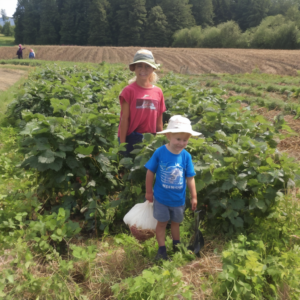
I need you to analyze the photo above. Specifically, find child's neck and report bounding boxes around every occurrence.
[135,79,152,88]
[166,143,183,155]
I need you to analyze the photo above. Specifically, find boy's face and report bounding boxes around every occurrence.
[166,132,191,154]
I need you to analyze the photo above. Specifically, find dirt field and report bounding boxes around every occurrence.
[0,68,27,91]
[1,46,300,75]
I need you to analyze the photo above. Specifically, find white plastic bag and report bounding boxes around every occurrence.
[123,200,157,241]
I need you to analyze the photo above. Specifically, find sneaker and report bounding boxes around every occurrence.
[154,251,169,261]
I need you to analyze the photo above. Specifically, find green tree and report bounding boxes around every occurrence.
[250,14,300,49]
[212,0,232,24]
[285,5,300,27]
[158,0,195,44]
[1,9,8,22]
[22,0,41,44]
[233,0,271,31]
[145,0,158,10]
[144,6,168,46]
[60,0,89,45]
[269,0,299,16]
[13,0,26,44]
[190,0,214,27]
[106,0,121,45]
[2,22,14,37]
[117,0,147,46]
[88,0,111,45]
[38,0,60,44]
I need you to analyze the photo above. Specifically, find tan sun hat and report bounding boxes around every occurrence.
[157,115,202,136]
[129,49,160,71]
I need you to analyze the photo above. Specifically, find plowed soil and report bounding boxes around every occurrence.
[1,46,300,75]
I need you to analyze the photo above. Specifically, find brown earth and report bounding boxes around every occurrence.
[2,46,300,75]
[0,68,27,91]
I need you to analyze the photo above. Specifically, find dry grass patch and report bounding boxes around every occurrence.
[180,237,224,300]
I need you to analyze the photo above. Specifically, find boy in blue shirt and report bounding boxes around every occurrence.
[145,115,202,260]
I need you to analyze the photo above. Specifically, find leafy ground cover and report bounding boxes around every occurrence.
[0,61,300,299]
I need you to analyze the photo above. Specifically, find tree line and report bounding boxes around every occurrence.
[1,9,15,37]
[12,0,300,47]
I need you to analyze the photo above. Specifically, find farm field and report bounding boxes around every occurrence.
[0,59,300,299]
[1,46,300,75]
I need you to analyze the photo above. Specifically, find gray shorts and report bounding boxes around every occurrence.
[153,197,185,223]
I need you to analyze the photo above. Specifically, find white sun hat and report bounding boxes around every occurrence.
[157,115,202,136]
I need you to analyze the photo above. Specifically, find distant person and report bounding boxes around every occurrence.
[16,44,25,59]
[29,49,35,59]
[118,49,166,156]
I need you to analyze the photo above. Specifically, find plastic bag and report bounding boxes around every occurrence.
[123,200,157,241]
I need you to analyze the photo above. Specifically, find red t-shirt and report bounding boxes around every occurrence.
[118,82,166,137]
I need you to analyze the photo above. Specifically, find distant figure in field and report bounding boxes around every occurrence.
[29,49,35,59]
[16,44,25,59]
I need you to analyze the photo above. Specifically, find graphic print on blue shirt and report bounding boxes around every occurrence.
[160,162,184,190]
[145,145,196,207]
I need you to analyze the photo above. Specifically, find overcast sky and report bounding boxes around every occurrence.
[0,0,18,17]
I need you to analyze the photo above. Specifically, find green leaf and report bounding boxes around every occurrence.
[221,180,234,191]
[66,157,80,169]
[119,157,133,168]
[237,179,247,191]
[50,98,70,114]
[196,180,205,192]
[59,144,74,152]
[75,145,94,155]
[224,157,236,163]
[38,150,55,164]
[230,217,244,228]
[48,158,63,171]
[257,173,273,184]
[256,199,266,211]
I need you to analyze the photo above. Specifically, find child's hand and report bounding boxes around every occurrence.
[145,192,153,203]
[191,198,197,211]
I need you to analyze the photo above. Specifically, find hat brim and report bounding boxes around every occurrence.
[157,129,202,137]
[129,60,160,71]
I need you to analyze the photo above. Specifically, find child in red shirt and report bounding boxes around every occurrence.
[118,49,166,156]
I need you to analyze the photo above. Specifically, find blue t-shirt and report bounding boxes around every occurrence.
[145,145,196,207]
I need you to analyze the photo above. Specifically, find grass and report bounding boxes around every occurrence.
[0,77,29,124]
[0,34,15,46]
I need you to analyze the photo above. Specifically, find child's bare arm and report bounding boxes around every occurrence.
[156,113,163,132]
[120,101,130,143]
[187,177,197,211]
[145,169,154,202]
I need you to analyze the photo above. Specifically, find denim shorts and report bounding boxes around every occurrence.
[153,197,185,223]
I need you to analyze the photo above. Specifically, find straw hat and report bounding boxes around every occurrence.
[157,115,202,136]
[129,49,160,71]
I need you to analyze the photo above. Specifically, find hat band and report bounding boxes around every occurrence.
[130,59,156,65]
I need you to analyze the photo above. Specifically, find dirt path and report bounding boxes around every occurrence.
[2,46,300,75]
[0,68,27,91]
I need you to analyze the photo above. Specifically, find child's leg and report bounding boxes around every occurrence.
[156,221,168,246]
[171,222,180,241]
